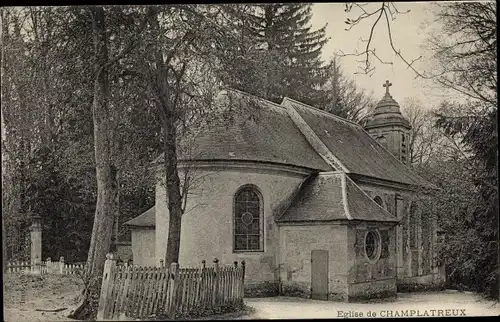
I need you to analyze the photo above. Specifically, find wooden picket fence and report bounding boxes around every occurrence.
[97,254,246,320]
[6,257,85,275]
[6,261,32,273]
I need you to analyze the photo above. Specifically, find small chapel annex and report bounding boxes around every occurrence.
[124,81,444,301]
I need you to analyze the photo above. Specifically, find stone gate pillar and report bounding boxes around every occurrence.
[30,216,42,269]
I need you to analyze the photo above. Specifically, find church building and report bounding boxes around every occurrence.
[124,81,444,301]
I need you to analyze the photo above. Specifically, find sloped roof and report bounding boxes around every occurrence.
[277,172,398,223]
[153,90,331,171]
[123,207,155,228]
[151,89,434,188]
[281,98,433,188]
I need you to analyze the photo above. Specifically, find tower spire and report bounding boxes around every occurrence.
[364,79,411,165]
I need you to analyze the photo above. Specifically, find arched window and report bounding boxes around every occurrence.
[233,186,263,252]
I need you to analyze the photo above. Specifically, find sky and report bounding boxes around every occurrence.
[310,2,452,110]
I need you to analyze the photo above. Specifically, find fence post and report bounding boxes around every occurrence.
[97,253,117,321]
[47,257,51,274]
[59,256,64,274]
[30,216,42,273]
[33,256,41,275]
[168,262,179,319]
[241,260,245,301]
[233,261,238,304]
[213,258,219,307]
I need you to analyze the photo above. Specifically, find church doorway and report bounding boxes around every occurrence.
[311,249,329,300]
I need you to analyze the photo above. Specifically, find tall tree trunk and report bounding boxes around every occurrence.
[148,8,184,265]
[163,114,183,265]
[1,9,9,273]
[71,6,117,320]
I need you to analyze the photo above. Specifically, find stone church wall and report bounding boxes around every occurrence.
[155,163,307,295]
[131,228,156,266]
[278,224,349,301]
[346,222,397,301]
[356,181,441,289]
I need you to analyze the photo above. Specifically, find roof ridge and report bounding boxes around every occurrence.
[317,171,345,176]
[281,97,363,127]
[339,172,353,220]
[280,99,349,172]
[284,93,436,189]
[221,87,286,110]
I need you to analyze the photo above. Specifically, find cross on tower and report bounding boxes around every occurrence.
[383,80,392,95]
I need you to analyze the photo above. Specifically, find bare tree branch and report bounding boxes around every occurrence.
[341,2,428,78]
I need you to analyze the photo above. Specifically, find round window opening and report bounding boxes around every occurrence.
[365,230,381,261]
[241,212,254,225]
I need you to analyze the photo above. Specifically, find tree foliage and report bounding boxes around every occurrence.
[228,3,330,106]
[321,57,376,123]
[428,2,496,106]
[423,2,497,298]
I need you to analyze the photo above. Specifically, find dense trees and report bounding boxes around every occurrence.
[321,57,375,123]
[1,8,95,262]
[342,1,497,298]
[400,2,497,298]
[224,3,329,105]
[250,4,330,106]
[428,2,497,298]
[221,3,373,119]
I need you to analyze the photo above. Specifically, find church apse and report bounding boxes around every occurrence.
[154,163,309,296]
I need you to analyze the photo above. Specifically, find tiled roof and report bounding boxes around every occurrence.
[123,207,155,228]
[152,89,434,188]
[281,97,433,188]
[277,172,398,223]
[154,90,331,171]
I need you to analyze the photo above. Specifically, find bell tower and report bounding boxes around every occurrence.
[364,80,411,165]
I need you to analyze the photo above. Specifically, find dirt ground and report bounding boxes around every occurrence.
[3,273,84,322]
[3,273,499,321]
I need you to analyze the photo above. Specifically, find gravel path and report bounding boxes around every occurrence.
[244,291,500,319]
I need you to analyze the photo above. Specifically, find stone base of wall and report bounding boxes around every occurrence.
[280,281,311,299]
[328,292,348,301]
[397,274,445,293]
[280,281,349,301]
[244,281,280,297]
[347,278,397,302]
[398,274,434,285]
[397,282,445,293]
